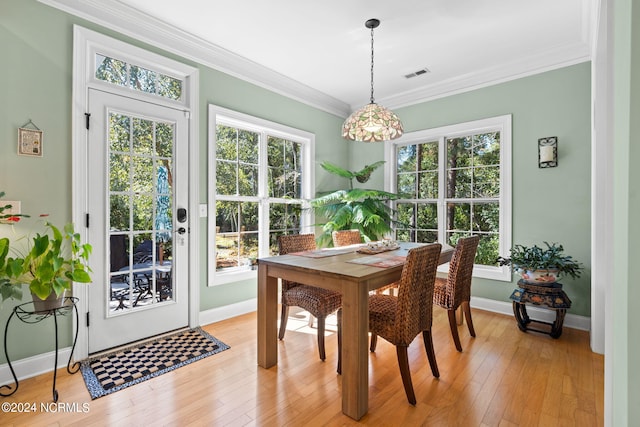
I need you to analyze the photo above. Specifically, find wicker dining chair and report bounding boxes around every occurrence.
[433,235,480,352]
[278,233,342,361]
[344,243,442,405]
[331,229,362,247]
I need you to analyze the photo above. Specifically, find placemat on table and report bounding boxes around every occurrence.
[347,255,406,268]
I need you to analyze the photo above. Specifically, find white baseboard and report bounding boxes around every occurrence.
[0,296,590,385]
[198,298,257,326]
[197,296,591,331]
[470,296,591,331]
[0,347,73,387]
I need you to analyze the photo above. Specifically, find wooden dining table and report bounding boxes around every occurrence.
[257,241,454,420]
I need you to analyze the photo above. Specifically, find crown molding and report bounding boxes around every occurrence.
[38,0,352,118]
[379,41,592,110]
[39,0,593,119]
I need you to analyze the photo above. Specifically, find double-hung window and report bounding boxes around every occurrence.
[208,105,314,284]
[385,115,511,281]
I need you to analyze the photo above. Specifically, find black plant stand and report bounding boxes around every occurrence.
[1,297,80,402]
[510,280,572,338]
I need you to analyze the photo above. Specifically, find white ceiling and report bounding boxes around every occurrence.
[45,0,595,117]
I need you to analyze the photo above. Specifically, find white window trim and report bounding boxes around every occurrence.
[207,105,315,286]
[384,115,512,281]
[72,26,200,359]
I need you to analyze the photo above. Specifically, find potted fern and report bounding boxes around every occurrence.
[496,242,583,285]
[1,222,92,311]
[311,161,400,247]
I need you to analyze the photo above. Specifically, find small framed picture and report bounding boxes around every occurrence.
[18,127,43,157]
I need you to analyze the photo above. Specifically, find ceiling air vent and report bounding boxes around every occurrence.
[404,68,430,79]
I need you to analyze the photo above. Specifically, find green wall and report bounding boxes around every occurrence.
[349,63,592,316]
[0,0,345,362]
[613,0,639,424]
[0,0,595,387]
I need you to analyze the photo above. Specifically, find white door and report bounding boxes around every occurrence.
[87,89,189,353]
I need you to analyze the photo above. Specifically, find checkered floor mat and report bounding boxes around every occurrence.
[80,328,229,399]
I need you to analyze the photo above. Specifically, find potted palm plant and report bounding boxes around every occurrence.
[311,161,400,247]
[496,242,582,285]
[1,222,92,311]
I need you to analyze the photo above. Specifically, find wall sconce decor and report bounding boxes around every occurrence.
[538,136,557,168]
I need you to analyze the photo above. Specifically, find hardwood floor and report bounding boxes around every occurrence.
[1,307,603,426]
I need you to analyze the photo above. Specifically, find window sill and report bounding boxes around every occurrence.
[437,264,511,282]
[210,268,257,286]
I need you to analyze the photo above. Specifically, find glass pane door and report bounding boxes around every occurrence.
[108,113,175,313]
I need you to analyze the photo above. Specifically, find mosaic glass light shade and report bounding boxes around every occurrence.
[342,102,404,142]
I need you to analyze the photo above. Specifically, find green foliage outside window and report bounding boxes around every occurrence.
[214,126,304,270]
[396,131,501,266]
[95,54,182,101]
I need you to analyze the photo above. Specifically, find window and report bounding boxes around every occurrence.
[208,105,314,284]
[385,115,511,281]
[95,54,183,101]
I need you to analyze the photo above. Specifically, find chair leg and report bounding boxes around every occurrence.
[370,334,378,352]
[317,316,326,361]
[337,309,342,374]
[422,330,440,378]
[448,309,463,352]
[396,346,416,405]
[278,304,290,340]
[462,301,476,337]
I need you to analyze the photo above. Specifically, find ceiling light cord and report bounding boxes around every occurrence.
[370,24,375,104]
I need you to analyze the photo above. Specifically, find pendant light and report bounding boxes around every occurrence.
[342,18,404,142]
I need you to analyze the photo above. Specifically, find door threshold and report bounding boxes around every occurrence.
[88,326,189,357]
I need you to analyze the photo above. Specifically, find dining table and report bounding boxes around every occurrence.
[257,241,454,420]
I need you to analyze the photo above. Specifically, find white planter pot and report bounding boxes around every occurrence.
[520,269,559,285]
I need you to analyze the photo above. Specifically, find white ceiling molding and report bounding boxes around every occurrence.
[39,0,593,119]
[381,41,592,110]
[39,0,352,118]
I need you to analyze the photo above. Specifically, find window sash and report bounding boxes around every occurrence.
[385,115,511,281]
[208,105,314,285]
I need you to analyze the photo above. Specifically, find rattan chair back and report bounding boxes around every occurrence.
[434,235,480,309]
[332,230,362,247]
[388,244,441,345]
[277,233,342,361]
[278,233,316,292]
[364,243,442,404]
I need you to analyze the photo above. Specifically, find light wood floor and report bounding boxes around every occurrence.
[2,307,603,426]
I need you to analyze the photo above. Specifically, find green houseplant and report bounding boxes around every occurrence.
[311,161,400,247]
[1,222,92,309]
[496,242,583,284]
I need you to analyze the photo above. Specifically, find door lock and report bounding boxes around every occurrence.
[177,208,187,223]
[177,227,186,235]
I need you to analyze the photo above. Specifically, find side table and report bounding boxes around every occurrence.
[1,297,80,402]
[509,280,571,338]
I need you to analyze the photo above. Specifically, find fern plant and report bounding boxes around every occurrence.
[311,161,400,247]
